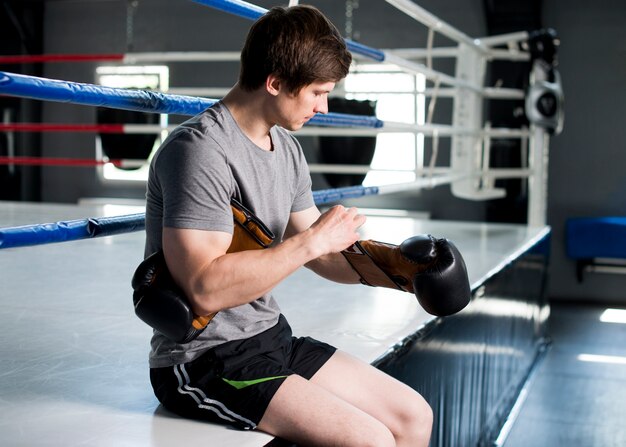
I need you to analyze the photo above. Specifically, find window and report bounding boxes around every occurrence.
[344,64,426,186]
[95,65,169,182]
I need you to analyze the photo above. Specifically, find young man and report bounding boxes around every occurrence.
[144,5,433,446]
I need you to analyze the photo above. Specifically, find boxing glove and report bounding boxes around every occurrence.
[342,235,471,316]
[132,199,275,344]
[132,250,214,344]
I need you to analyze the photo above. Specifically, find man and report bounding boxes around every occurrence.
[145,5,433,446]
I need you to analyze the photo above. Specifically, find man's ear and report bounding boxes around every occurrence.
[266,74,281,96]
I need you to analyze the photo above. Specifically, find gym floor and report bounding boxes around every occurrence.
[504,302,626,447]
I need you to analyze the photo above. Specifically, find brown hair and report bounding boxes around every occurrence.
[238,5,352,94]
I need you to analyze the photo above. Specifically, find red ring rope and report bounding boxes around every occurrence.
[0,156,133,168]
[0,54,125,64]
[0,123,125,133]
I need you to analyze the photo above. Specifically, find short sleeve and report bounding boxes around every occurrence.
[153,128,234,233]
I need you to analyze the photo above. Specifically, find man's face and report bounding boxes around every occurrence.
[274,80,335,131]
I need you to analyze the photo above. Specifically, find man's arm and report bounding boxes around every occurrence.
[163,205,365,317]
[285,205,363,284]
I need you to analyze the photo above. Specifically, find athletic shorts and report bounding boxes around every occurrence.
[149,314,336,430]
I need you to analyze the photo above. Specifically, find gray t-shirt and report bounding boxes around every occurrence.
[144,102,314,368]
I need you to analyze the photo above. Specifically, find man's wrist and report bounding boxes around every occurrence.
[296,227,325,261]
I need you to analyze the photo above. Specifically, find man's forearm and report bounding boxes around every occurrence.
[188,229,320,315]
[178,204,365,316]
[305,252,361,284]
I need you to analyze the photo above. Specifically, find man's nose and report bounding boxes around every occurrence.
[314,96,328,114]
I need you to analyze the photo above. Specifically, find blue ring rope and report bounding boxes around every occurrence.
[190,0,386,62]
[0,71,216,116]
[0,186,381,249]
[0,71,383,128]
[0,214,146,249]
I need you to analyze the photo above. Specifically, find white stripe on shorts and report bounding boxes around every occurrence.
[174,364,257,429]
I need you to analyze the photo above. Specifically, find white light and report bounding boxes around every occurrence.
[339,67,428,187]
[102,203,146,216]
[577,354,626,365]
[600,308,626,324]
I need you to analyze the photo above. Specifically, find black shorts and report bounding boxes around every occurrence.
[150,314,336,430]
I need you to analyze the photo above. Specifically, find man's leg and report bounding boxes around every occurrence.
[258,373,396,447]
[310,350,433,447]
[258,350,432,447]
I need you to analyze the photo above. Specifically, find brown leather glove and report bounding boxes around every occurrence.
[342,235,471,316]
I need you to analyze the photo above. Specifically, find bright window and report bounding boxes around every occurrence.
[344,64,426,187]
[95,65,169,182]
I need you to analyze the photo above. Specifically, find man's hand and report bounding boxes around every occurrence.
[307,205,366,257]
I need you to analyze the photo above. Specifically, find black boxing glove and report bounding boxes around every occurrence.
[131,199,275,344]
[342,235,471,316]
[132,251,215,344]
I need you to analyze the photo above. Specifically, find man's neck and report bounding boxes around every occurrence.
[222,85,274,151]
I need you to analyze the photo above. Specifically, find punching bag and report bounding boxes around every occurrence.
[97,107,159,169]
[318,98,377,188]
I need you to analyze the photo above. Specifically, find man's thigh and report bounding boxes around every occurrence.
[258,372,394,446]
[310,350,430,430]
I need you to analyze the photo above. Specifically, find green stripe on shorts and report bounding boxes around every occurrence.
[222,375,288,390]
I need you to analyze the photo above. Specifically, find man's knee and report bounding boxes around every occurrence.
[413,398,434,443]
[393,392,433,446]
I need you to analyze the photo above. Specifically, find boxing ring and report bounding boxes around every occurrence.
[0,0,559,446]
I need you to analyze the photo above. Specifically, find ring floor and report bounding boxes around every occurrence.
[1,201,549,447]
